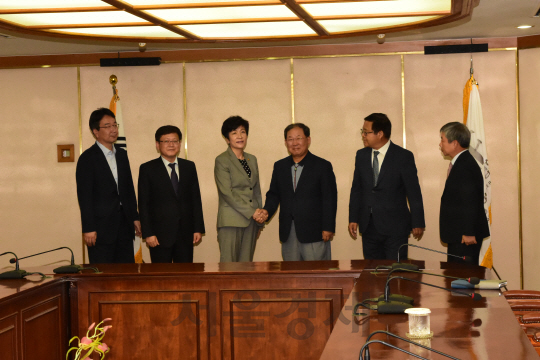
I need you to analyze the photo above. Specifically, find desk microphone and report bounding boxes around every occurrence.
[364,330,459,360]
[393,244,473,271]
[377,276,482,314]
[359,339,428,360]
[0,251,29,279]
[10,247,82,274]
[370,268,481,304]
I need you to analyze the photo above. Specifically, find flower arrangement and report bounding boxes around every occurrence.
[66,318,112,359]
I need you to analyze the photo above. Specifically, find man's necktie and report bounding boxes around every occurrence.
[447,162,453,178]
[169,163,179,195]
[293,163,299,191]
[373,151,380,186]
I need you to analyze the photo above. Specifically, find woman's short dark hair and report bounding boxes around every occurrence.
[364,113,391,139]
[221,116,249,140]
[284,123,310,139]
[89,107,115,132]
[440,122,470,148]
[155,125,182,142]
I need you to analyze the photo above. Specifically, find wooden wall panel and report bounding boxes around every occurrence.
[518,47,540,290]
[74,274,355,359]
[88,290,209,360]
[0,67,81,268]
[293,55,403,260]
[185,59,292,263]
[22,296,63,360]
[0,314,17,360]
[221,289,337,360]
[79,64,185,263]
[404,51,519,288]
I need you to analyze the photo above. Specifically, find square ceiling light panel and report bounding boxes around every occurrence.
[0,0,110,10]
[301,0,451,18]
[127,0,279,5]
[180,21,316,38]
[49,25,185,38]
[319,15,442,34]
[0,11,144,27]
[145,5,298,23]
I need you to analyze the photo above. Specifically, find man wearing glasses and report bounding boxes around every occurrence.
[137,125,205,263]
[255,123,337,261]
[348,113,425,261]
[76,107,141,263]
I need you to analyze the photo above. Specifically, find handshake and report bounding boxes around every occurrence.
[253,209,269,224]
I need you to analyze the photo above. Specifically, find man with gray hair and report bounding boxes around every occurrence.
[439,122,490,265]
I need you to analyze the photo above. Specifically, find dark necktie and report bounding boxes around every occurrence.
[373,151,380,186]
[169,163,179,195]
[293,163,299,191]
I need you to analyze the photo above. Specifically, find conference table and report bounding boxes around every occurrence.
[0,260,536,359]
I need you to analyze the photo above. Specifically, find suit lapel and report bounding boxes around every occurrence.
[227,147,251,181]
[156,157,178,199]
[375,141,394,186]
[92,143,118,188]
[293,152,311,193]
[244,152,257,182]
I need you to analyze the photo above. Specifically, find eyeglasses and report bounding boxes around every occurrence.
[99,123,119,130]
[361,130,374,136]
[160,140,180,145]
[286,137,306,143]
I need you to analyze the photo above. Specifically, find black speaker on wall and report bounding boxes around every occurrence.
[100,57,161,67]
[424,44,488,55]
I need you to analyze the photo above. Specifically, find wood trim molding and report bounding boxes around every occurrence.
[0,37,518,69]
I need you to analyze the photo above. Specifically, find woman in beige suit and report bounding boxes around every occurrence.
[215,116,264,262]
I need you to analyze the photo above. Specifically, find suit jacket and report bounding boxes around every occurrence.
[440,150,490,244]
[215,147,263,228]
[349,141,425,236]
[264,151,337,244]
[138,157,205,248]
[76,142,139,244]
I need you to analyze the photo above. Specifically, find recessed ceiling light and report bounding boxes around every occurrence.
[517,25,533,29]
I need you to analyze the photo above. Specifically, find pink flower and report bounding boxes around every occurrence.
[87,322,96,332]
[98,343,109,352]
[80,337,92,345]
[103,318,112,322]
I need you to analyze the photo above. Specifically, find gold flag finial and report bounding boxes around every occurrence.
[109,74,118,86]
[109,75,119,101]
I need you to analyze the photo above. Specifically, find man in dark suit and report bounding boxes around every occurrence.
[439,122,490,265]
[348,113,425,260]
[255,123,337,261]
[76,107,141,264]
[138,125,205,263]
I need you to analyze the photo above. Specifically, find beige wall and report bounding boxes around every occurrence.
[0,67,80,269]
[0,50,532,289]
[519,47,540,290]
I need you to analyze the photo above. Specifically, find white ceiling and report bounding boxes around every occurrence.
[0,0,539,57]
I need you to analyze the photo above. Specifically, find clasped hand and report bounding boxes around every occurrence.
[253,209,268,223]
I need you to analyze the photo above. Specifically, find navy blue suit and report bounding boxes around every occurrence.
[349,141,425,260]
[440,150,490,264]
[264,151,337,244]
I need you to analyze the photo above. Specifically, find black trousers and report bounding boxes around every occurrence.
[447,239,483,265]
[361,215,409,261]
[149,228,193,263]
[88,210,134,264]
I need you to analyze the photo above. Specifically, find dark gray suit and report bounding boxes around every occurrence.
[76,142,139,263]
[138,157,205,263]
